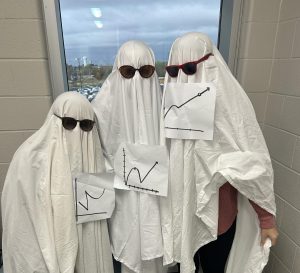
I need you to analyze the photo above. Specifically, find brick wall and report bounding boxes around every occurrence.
[236,0,300,272]
[0,0,52,246]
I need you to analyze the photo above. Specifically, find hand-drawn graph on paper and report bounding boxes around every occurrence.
[113,143,169,196]
[164,87,210,132]
[122,148,159,194]
[163,83,216,140]
[75,178,107,221]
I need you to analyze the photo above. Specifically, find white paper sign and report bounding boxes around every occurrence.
[113,143,168,196]
[73,173,115,224]
[163,82,216,140]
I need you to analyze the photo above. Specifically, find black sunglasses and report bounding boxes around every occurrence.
[54,114,95,132]
[165,53,213,77]
[119,65,155,79]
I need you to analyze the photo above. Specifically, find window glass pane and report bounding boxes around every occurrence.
[59,0,221,101]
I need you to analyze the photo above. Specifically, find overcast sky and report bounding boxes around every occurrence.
[60,0,221,65]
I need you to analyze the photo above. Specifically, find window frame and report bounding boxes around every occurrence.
[43,0,244,100]
[43,0,68,100]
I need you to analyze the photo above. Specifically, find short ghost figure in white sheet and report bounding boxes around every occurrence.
[2,92,114,273]
[92,41,165,273]
[160,33,278,273]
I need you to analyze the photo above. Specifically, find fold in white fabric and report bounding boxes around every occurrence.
[2,92,113,273]
[92,41,165,273]
[159,32,276,273]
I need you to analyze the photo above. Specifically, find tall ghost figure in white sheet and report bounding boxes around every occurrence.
[92,41,164,273]
[160,33,276,273]
[2,92,113,273]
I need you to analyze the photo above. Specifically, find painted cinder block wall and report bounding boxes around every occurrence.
[236,0,300,273]
[0,0,300,272]
[0,0,52,247]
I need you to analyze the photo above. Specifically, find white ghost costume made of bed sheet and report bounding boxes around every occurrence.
[159,33,276,273]
[2,92,113,273]
[92,41,165,273]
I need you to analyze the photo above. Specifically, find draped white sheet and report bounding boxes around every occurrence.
[2,92,113,273]
[159,32,276,273]
[92,41,165,273]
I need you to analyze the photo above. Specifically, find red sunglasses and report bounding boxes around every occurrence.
[166,53,213,77]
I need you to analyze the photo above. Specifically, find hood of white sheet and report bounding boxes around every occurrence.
[92,40,162,166]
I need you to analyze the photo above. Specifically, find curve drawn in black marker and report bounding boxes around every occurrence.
[125,162,158,184]
[78,189,105,211]
[164,87,210,119]
[122,148,160,193]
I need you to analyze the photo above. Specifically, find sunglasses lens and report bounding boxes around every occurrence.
[182,62,197,75]
[62,117,77,130]
[80,120,94,132]
[139,65,155,78]
[166,66,179,77]
[119,66,136,79]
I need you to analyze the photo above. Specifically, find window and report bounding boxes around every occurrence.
[43,0,242,100]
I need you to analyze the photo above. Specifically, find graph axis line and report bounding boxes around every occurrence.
[165,127,204,132]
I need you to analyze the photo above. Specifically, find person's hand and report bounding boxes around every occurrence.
[261,227,279,246]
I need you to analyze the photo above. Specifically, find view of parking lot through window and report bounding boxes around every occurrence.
[59,0,221,101]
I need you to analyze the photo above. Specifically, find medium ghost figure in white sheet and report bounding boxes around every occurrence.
[160,33,277,273]
[92,41,165,273]
[2,92,113,273]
